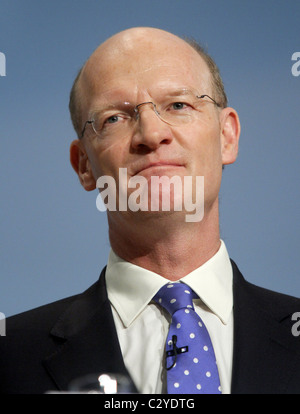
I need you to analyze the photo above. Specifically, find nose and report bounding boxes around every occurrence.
[131,102,173,151]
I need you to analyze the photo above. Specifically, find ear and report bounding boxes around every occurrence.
[219,107,241,165]
[70,139,96,191]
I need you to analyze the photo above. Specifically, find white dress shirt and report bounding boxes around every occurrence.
[105,240,233,394]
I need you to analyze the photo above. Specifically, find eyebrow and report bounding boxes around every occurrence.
[163,88,194,97]
[88,101,134,118]
[88,87,198,117]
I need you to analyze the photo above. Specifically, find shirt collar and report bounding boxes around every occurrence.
[181,240,233,324]
[106,240,233,328]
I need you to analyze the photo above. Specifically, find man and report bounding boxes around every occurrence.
[1,27,299,394]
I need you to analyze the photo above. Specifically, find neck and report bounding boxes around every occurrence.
[108,200,221,280]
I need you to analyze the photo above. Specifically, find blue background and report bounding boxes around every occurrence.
[1,0,299,317]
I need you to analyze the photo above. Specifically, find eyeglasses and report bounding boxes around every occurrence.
[80,88,221,139]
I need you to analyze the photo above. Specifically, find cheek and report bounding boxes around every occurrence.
[185,119,222,169]
[184,120,223,200]
[86,139,128,179]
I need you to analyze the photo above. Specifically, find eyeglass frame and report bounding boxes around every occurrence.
[79,92,221,139]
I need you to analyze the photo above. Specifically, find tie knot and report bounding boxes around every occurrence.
[154,283,196,316]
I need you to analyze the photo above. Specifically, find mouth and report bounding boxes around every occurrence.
[133,161,185,176]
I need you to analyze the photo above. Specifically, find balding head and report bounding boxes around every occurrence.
[69,27,227,138]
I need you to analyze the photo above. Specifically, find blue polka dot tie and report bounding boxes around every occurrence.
[154,282,221,394]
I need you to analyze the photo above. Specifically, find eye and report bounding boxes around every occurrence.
[93,113,127,135]
[105,114,122,125]
[101,113,130,129]
[171,102,188,111]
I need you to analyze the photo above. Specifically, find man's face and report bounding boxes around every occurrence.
[71,28,239,222]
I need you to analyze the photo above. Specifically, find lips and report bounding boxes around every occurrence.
[133,161,185,176]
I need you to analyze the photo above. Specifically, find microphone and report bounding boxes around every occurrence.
[165,335,189,370]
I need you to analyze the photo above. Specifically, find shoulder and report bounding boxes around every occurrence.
[3,272,106,335]
[5,293,80,332]
[0,293,83,393]
[0,272,109,393]
[231,259,300,324]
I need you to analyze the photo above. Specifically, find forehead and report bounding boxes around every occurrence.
[79,31,212,109]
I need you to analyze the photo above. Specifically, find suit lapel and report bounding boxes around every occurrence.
[42,261,299,394]
[231,261,300,394]
[43,269,134,391]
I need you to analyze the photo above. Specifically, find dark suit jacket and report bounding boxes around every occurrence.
[1,261,300,394]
